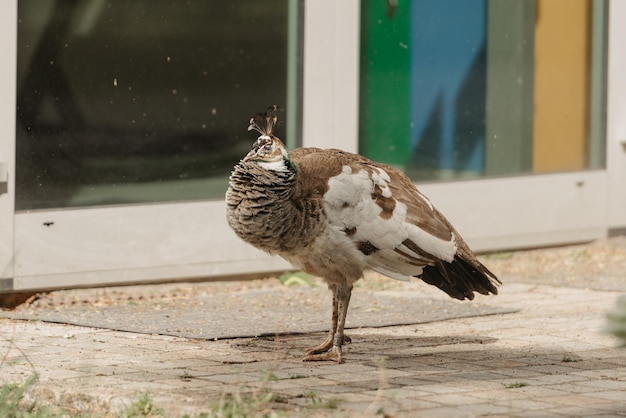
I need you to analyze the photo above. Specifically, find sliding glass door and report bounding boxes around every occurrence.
[357,0,623,251]
[7,0,301,291]
[2,0,625,292]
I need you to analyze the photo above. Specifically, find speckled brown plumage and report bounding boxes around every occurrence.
[226,106,500,363]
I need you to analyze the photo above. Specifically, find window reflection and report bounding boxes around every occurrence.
[360,0,606,181]
[17,0,293,210]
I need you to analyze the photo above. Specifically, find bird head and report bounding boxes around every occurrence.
[243,105,292,172]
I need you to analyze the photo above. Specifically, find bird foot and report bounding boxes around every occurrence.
[305,338,333,356]
[304,335,351,356]
[303,346,343,363]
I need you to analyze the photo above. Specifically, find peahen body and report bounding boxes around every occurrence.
[226,105,500,363]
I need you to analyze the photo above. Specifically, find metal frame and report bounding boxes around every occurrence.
[1,0,625,292]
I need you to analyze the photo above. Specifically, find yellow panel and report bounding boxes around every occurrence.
[533,0,590,172]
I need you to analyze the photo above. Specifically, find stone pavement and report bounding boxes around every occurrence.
[1,244,626,417]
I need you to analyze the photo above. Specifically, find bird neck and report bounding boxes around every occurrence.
[227,157,323,254]
[265,157,298,191]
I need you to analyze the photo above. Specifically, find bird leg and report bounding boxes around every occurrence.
[303,284,352,363]
[304,285,338,357]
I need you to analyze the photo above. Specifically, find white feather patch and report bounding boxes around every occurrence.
[258,160,289,172]
[369,166,392,197]
[324,167,457,277]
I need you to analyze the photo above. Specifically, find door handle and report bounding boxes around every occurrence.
[0,161,7,195]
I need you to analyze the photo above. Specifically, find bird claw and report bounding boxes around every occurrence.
[303,346,343,363]
[305,338,333,356]
[304,334,351,356]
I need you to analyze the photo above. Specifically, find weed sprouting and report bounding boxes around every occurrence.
[503,382,529,389]
[119,391,164,417]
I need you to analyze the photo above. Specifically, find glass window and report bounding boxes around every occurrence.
[360,0,607,181]
[16,0,300,210]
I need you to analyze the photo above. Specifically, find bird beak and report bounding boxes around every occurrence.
[243,149,257,162]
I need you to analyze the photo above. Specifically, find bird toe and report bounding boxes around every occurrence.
[303,347,343,363]
[305,337,334,355]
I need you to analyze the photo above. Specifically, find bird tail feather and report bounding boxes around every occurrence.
[419,256,500,301]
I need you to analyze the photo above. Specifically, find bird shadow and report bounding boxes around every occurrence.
[231,331,611,381]
[232,332,498,360]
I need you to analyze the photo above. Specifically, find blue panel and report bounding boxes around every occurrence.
[410,0,486,175]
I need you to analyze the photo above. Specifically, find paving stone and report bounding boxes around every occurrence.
[544,405,626,417]
[489,367,546,379]
[492,398,556,411]
[468,386,569,401]
[584,390,626,403]
[461,402,521,415]
[411,405,491,417]
[524,373,589,385]
[419,392,491,406]
[541,393,619,409]
[577,377,626,391]
[392,397,446,411]
[511,410,564,417]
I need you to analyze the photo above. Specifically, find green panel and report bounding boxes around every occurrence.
[484,0,535,175]
[588,0,607,169]
[360,0,411,168]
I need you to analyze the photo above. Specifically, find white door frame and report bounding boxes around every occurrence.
[0,0,17,285]
[607,0,626,231]
[3,0,625,292]
[302,0,360,152]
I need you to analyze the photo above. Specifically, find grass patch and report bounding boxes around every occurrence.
[301,391,342,410]
[180,369,195,382]
[561,355,581,363]
[482,251,515,260]
[204,391,280,418]
[119,391,164,417]
[0,373,53,418]
[503,382,529,389]
[606,294,626,346]
[277,271,315,287]
[201,371,283,418]
[2,331,62,417]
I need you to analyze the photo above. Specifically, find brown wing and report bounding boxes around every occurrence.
[291,147,500,299]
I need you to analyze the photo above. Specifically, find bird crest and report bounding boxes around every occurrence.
[248,104,279,137]
[243,105,294,172]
